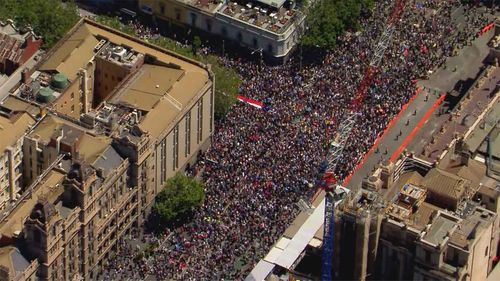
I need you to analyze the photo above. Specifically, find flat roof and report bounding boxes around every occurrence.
[40,23,98,81]
[0,96,41,117]
[255,0,286,8]
[422,214,458,245]
[0,169,65,237]
[466,98,500,156]
[0,112,35,153]
[80,20,210,140]
[30,115,110,163]
[113,64,184,112]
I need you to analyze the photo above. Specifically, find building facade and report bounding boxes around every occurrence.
[0,18,214,281]
[0,112,36,209]
[139,0,305,62]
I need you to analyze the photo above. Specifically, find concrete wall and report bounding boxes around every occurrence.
[153,86,212,192]
[53,78,83,120]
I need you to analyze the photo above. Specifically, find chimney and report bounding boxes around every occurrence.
[21,68,31,83]
[56,129,64,154]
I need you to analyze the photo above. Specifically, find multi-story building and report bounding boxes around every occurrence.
[0,111,36,209]
[249,26,500,280]
[139,0,305,63]
[0,20,42,76]
[0,17,214,280]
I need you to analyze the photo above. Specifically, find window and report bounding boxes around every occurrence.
[185,112,191,157]
[490,197,495,204]
[176,10,181,21]
[190,13,197,26]
[237,32,243,42]
[173,126,179,170]
[161,138,166,183]
[485,246,489,257]
[253,38,258,48]
[71,92,74,99]
[71,105,75,112]
[425,250,431,263]
[206,20,212,32]
[197,100,203,143]
[267,44,273,54]
[209,91,213,132]
[160,4,165,15]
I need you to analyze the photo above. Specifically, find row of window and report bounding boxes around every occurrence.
[159,101,205,183]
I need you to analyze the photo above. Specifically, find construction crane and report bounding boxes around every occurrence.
[320,1,405,280]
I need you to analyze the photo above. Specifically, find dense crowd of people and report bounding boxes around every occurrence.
[102,1,493,280]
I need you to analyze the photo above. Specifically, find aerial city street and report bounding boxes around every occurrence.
[0,0,498,280]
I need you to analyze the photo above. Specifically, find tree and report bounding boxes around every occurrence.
[302,0,374,49]
[204,55,240,120]
[153,173,205,223]
[192,35,202,55]
[0,0,80,49]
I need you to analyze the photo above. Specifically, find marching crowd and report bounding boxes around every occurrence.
[102,1,492,280]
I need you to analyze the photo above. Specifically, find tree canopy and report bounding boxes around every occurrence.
[153,173,205,223]
[0,0,80,49]
[302,0,374,49]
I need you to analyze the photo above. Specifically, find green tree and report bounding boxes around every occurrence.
[302,0,373,49]
[204,55,240,119]
[0,0,80,49]
[153,173,205,223]
[192,35,202,55]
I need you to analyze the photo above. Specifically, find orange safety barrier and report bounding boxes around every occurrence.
[342,86,423,186]
[478,22,495,36]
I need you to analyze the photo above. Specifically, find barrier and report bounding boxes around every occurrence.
[341,86,423,186]
[390,93,446,162]
[478,22,495,37]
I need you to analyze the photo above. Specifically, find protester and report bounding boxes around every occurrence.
[102,1,492,280]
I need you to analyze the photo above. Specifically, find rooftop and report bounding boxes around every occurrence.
[91,146,125,178]
[43,19,211,140]
[29,114,110,163]
[0,246,31,278]
[421,168,469,200]
[0,20,39,42]
[39,23,98,81]
[0,169,65,237]
[386,184,427,220]
[183,0,225,13]
[220,1,302,34]
[422,212,459,246]
[0,112,36,153]
[0,95,41,118]
[111,64,185,112]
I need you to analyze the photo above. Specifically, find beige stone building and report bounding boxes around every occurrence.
[0,17,213,281]
[0,111,36,210]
